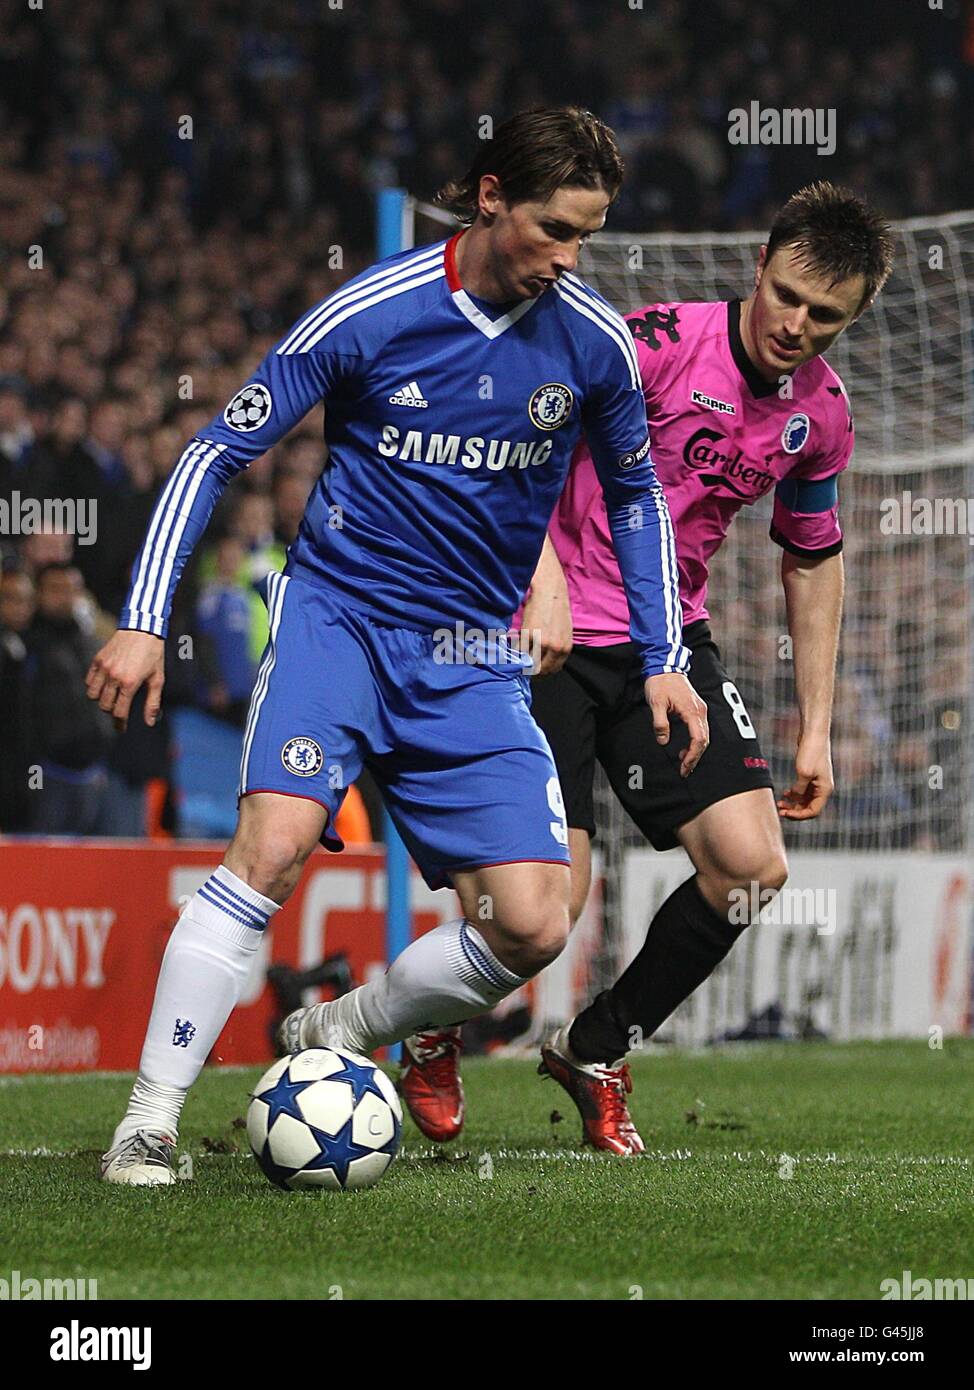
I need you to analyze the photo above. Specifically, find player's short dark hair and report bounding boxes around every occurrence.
[766,182,894,313]
[434,106,624,224]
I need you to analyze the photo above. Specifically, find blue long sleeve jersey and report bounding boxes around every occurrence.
[120,235,689,678]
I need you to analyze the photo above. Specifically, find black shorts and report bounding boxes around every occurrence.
[528,620,775,851]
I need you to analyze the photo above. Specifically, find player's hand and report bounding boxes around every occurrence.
[518,577,573,676]
[644,672,709,777]
[86,629,165,732]
[777,733,834,820]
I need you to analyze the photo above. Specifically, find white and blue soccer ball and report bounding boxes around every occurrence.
[247,1048,402,1192]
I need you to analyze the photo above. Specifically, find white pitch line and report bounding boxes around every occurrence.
[2,1147,970,1167]
[399,1148,973,1167]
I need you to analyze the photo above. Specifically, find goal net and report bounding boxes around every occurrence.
[405,201,974,1041]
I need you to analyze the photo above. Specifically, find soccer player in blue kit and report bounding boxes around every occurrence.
[88,107,708,1184]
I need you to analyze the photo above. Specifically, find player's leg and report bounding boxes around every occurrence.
[395,833,590,1143]
[102,575,368,1184]
[306,859,570,1050]
[566,787,786,1065]
[394,854,574,1141]
[285,642,574,1105]
[392,648,595,1139]
[101,794,325,1185]
[539,824,649,1154]
[522,648,646,1154]
[291,841,573,1055]
[543,628,781,1150]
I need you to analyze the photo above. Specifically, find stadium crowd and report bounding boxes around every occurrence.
[0,0,970,845]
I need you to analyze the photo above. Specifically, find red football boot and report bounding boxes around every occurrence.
[399,1028,465,1141]
[539,1024,645,1155]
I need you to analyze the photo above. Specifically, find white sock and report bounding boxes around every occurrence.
[313,919,527,1055]
[112,866,279,1146]
[113,1075,186,1146]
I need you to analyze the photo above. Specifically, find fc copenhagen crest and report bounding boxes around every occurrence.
[224,382,273,432]
[781,412,810,454]
[281,737,323,777]
[528,382,574,430]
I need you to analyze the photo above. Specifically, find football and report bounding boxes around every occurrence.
[247,1048,402,1192]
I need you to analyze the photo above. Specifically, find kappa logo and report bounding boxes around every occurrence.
[782,413,810,453]
[224,383,273,431]
[528,382,574,430]
[389,380,429,408]
[281,736,323,777]
[691,388,736,416]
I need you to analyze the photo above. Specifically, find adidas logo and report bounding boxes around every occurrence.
[389,380,429,408]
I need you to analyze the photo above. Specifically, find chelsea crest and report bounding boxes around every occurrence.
[528,383,574,430]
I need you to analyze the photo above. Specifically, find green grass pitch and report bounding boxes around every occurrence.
[3,1041,973,1300]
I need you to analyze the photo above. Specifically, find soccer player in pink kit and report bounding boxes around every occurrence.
[398,182,894,1153]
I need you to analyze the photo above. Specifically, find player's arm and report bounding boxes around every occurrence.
[519,532,573,676]
[583,335,708,776]
[87,329,346,730]
[770,404,852,819]
[779,549,844,820]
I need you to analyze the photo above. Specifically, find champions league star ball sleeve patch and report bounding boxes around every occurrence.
[224,383,274,431]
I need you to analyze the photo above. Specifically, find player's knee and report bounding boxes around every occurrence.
[512,926,569,977]
[717,843,789,902]
[731,845,788,899]
[758,848,789,897]
[699,846,788,922]
[495,901,571,977]
[227,825,316,903]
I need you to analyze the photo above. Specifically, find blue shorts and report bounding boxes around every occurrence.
[238,569,570,890]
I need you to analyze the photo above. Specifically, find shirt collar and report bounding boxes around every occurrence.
[726,298,781,399]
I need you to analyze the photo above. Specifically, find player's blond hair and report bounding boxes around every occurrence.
[434,106,624,225]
